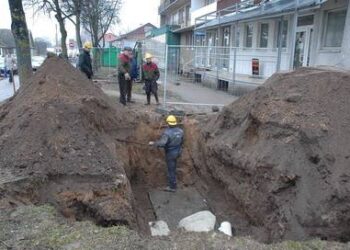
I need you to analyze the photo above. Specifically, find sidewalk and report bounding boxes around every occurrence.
[165,80,237,106]
[0,76,20,102]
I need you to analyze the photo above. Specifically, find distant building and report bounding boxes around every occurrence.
[0,29,35,57]
[0,29,16,56]
[112,23,157,49]
[102,33,118,48]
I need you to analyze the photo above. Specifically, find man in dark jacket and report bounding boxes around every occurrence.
[149,115,184,192]
[78,42,93,79]
[118,47,133,105]
[142,53,160,105]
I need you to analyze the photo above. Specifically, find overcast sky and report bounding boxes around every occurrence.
[0,0,160,44]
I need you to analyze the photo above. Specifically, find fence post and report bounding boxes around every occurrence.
[232,47,237,87]
[289,0,299,69]
[163,44,169,109]
[276,15,284,72]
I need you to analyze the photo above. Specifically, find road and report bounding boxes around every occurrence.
[0,76,20,102]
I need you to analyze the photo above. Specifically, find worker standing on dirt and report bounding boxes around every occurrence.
[118,47,133,105]
[149,115,184,192]
[142,53,160,105]
[78,42,93,79]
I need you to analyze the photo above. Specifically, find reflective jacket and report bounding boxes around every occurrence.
[155,127,184,153]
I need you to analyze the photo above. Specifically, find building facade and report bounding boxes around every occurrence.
[191,0,350,89]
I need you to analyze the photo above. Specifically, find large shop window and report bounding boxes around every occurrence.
[245,24,253,48]
[323,9,347,48]
[276,20,288,48]
[259,23,269,48]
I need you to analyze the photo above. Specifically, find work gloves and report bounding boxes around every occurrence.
[125,73,131,80]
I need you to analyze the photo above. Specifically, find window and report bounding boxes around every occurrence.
[205,0,215,6]
[276,20,288,48]
[186,5,191,25]
[222,26,231,47]
[179,8,185,24]
[186,33,193,45]
[171,12,179,25]
[232,25,240,47]
[245,24,253,48]
[297,15,314,26]
[259,23,269,48]
[323,9,347,47]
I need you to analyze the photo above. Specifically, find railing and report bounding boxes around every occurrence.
[194,0,281,28]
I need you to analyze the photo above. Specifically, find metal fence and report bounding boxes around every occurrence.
[141,44,284,110]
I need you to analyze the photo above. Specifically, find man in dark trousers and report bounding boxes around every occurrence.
[118,47,133,105]
[78,42,93,79]
[142,53,160,105]
[149,115,184,192]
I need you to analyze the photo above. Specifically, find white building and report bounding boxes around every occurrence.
[191,0,350,88]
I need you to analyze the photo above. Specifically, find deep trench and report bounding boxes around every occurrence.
[122,121,252,237]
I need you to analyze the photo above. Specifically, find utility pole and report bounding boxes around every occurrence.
[55,24,58,54]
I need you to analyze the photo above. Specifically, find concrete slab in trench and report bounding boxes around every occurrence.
[149,187,209,229]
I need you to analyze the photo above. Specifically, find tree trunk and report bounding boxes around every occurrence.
[8,0,33,85]
[92,19,100,71]
[54,0,68,58]
[76,15,82,49]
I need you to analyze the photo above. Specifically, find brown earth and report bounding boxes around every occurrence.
[192,67,350,243]
[0,57,139,227]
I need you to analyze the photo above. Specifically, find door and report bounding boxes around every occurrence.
[221,26,231,69]
[207,30,218,67]
[293,26,313,69]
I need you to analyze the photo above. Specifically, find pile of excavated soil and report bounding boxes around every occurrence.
[193,67,350,243]
[0,57,140,227]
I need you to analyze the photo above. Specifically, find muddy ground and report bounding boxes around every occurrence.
[192,67,350,243]
[1,205,349,250]
[0,57,139,227]
[0,58,349,249]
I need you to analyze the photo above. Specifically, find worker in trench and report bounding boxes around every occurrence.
[142,53,160,105]
[149,115,184,192]
[78,42,93,79]
[118,47,134,105]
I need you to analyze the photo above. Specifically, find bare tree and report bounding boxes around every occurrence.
[8,0,33,84]
[81,0,121,70]
[27,0,70,58]
[61,0,83,49]
[81,0,121,47]
[34,37,52,55]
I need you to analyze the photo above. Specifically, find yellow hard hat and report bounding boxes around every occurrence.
[144,52,153,60]
[166,115,177,126]
[83,41,93,49]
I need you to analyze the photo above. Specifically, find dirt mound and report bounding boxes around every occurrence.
[0,57,139,227]
[193,67,350,242]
